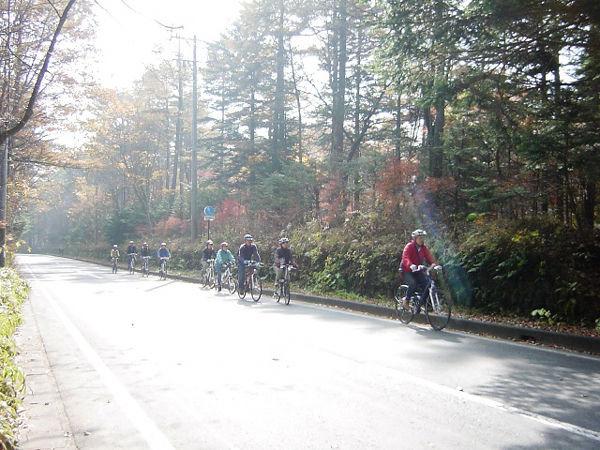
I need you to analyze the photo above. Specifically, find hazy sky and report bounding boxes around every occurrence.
[92,0,244,89]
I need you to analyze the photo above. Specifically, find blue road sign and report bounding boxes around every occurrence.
[203,206,215,216]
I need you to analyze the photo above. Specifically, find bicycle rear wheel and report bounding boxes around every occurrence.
[251,272,262,301]
[425,289,451,331]
[394,285,415,324]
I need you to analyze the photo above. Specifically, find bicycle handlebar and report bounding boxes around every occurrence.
[244,261,263,268]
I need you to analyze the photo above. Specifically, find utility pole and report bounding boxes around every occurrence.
[1,1,11,267]
[191,35,198,241]
[171,32,184,192]
[0,123,8,267]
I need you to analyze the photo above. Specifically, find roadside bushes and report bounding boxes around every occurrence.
[0,268,28,446]
[290,214,406,299]
[459,218,600,324]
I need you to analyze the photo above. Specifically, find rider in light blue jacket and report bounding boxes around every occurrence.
[214,242,235,291]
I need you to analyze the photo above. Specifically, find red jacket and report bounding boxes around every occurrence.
[401,241,436,273]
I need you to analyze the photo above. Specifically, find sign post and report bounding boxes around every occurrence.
[203,206,215,241]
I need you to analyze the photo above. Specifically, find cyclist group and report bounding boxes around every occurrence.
[111,242,171,266]
[109,228,442,318]
[109,234,297,294]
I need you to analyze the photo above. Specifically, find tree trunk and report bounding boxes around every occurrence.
[271,0,285,171]
[289,42,303,163]
[171,51,183,191]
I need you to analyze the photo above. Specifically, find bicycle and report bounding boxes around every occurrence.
[159,257,169,280]
[111,256,118,273]
[141,256,151,277]
[201,259,216,288]
[393,265,451,331]
[237,261,263,301]
[273,263,296,305]
[127,253,137,274]
[219,262,237,295]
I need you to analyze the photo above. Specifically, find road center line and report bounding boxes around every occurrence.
[24,264,175,450]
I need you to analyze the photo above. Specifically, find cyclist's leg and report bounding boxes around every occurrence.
[216,265,223,287]
[274,266,283,287]
[237,262,245,290]
[403,272,418,307]
[416,274,431,307]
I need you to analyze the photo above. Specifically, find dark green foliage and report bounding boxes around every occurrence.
[103,208,146,245]
[459,218,600,323]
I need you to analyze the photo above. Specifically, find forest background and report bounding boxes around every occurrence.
[2,0,599,327]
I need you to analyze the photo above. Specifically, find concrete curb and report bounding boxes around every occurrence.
[67,255,600,354]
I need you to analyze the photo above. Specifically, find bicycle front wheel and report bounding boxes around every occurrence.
[238,278,247,299]
[201,269,209,287]
[425,289,451,331]
[394,285,415,324]
[284,281,291,305]
[251,273,262,302]
[274,284,281,302]
[226,274,237,295]
[208,267,216,289]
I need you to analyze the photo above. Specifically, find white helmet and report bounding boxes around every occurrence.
[206,240,213,245]
[244,234,253,241]
[160,242,167,246]
[278,237,289,245]
[411,229,427,238]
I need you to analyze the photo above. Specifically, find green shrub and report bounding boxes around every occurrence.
[459,218,600,323]
[0,268,28,445]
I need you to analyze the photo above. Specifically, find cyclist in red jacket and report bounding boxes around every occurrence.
[400,229,439,310]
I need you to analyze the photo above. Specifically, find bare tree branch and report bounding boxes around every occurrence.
[0,0,78,145]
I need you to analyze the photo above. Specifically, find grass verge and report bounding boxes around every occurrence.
[0,268,27,448]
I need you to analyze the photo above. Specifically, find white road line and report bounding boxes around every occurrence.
[76,269,103,279]
[383,360,600,443]
[294,303,600,443]
[24,264,175,450]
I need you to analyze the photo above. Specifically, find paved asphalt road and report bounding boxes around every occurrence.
[15,254,600,449]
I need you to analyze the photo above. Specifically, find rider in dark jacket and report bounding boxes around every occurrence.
[237,234,261,291]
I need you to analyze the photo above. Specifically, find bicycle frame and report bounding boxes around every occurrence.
[159,257,169,279]
[239,261,263,301]
[275,264,295,305]
[220,264,237,294]
[128,253,136,273]
[141,256,150,275]
[394,265,450,331]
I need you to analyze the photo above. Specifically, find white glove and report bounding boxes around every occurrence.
[417,265,426,271]
[434,265,443,271]
[410,264,417,272]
